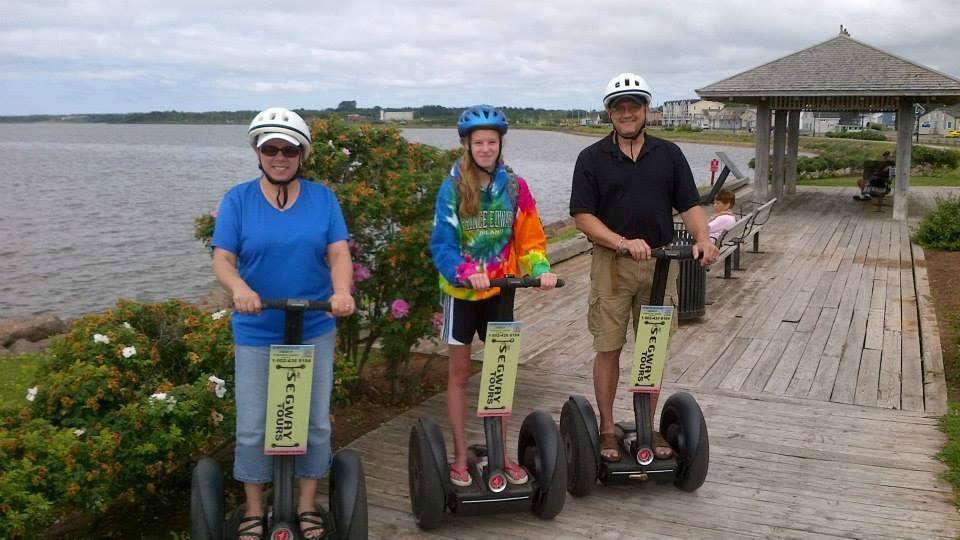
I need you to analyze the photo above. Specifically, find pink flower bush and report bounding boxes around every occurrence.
[209,209,218,218]
[353,263,371,282]
[391,299,410,319]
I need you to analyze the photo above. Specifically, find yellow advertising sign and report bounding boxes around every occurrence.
[476,322,522,417]
[629,306,673,393]
[264,345,315,455]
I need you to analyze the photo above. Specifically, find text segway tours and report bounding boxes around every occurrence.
[561,245,709,496]
[408,276,567,530]
[191,299,367,540]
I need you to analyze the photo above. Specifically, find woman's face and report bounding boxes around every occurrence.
[468,129,501,169]
[258,143,301,182]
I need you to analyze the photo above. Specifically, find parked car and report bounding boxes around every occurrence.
[947,130,960,138]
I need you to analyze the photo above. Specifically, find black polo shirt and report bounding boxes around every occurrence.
[569,133,700,248]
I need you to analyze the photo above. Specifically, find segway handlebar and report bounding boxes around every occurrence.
[459,276,565,289]
[618,244,703,261]
[260,299,332,311]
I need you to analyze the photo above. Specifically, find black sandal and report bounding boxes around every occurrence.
[237,515,265,540]
[298,510,332,539]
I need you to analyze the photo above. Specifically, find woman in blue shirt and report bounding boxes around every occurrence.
[211,107,354,540]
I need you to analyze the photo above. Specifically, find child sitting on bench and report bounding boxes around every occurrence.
[708,189,737,243]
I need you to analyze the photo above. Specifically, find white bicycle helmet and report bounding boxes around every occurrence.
[248,107,312,157]
[602,73,652,109]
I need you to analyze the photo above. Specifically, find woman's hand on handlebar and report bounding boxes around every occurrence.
[466,273,491,290]
[329,293,356,317]
[693,239,720,266]
[537,272,558,290]
[620,237,652,261]
[232,285,262,314]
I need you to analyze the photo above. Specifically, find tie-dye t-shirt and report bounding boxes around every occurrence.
[431,161,551,301]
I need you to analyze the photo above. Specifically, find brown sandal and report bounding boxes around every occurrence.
[600,432,621,462]
[653,431,674,459]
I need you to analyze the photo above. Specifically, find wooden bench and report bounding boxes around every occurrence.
[741,198,777,254]
[709,212,755,278]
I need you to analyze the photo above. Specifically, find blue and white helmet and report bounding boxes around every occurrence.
[457,105,508,138]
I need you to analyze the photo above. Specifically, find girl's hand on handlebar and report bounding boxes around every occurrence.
[537,272,558,290]
[329,293,356,317]
[620,238,651,261]
[466,273,491,290]
[233,286,261,314]
[693,240,720,266]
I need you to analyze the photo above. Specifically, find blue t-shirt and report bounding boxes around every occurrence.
[212,178,349,345]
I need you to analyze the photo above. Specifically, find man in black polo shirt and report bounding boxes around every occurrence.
[569,72,719,462]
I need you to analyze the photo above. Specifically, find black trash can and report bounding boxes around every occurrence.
[672,222,706,321]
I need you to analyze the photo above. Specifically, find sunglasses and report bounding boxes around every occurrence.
[259,145,301,158]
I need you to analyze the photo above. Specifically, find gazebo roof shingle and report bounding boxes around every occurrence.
[697,32,960,107]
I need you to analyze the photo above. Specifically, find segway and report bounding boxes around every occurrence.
[408,276,567,530]
[191,298,367,540]
[561,245,709,496]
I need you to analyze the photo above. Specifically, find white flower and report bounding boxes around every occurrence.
[211,411,224,425]
[341,147,351,156]
[93,333,110,344]
[73,428,86,437]
[150,392,176,411]
[209,375,227,398]
[26,386,38,402]
[211,309,227,321]
[123,322,133,330]
[121,346,137,358]
[327,139,335,149]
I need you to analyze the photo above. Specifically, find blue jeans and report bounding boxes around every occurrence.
[233,330,335,483]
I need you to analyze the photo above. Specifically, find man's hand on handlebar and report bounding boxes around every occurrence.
[618,237,652,261]
[692,239,720,266]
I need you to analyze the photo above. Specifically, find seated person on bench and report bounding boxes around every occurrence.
[708,189,737,243]
[854,151,894,201]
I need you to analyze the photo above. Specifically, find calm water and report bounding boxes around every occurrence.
[0,124,753,318]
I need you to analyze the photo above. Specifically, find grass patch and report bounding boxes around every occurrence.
[0,353,48,409]
[940,401,960,494]
[797,168,960,187]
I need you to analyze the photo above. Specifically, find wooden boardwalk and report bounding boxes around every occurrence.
[341,187,960,539]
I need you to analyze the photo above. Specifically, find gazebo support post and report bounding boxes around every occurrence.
[894,98,914,221]
[786,110,801,196]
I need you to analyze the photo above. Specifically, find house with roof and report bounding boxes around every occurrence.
[661,99,699,127]
[918,104,960,135]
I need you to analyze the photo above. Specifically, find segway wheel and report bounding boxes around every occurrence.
[659,392,709,492]
[190,457,225,540]
[560,397,598,497]
[518,410,566,519]
[330,449,368,540]
[408,418,447,530]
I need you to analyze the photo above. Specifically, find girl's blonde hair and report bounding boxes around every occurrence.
[456,135,502,218]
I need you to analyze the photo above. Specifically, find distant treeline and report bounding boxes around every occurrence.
[0,103,600,125]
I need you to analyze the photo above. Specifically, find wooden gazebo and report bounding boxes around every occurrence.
[696,29,960,220]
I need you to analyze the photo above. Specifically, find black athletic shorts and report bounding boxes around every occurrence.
[440,294,514,345]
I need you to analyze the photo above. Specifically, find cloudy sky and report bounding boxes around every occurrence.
[2,0,958,116]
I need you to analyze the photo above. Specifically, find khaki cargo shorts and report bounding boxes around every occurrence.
[588,245,679,352]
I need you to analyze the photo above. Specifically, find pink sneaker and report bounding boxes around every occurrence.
[504,463,529,485]
[449,465,472,487]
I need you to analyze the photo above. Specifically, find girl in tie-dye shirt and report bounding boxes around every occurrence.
[430,105,557,489]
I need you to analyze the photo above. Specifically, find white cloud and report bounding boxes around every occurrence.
[1,0,958,114]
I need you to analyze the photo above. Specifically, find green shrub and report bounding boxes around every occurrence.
[912,194,960,251]
[869,122,884,131]
[825,130,887,141]
[304,117,458,397]
[0,300,236,537]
